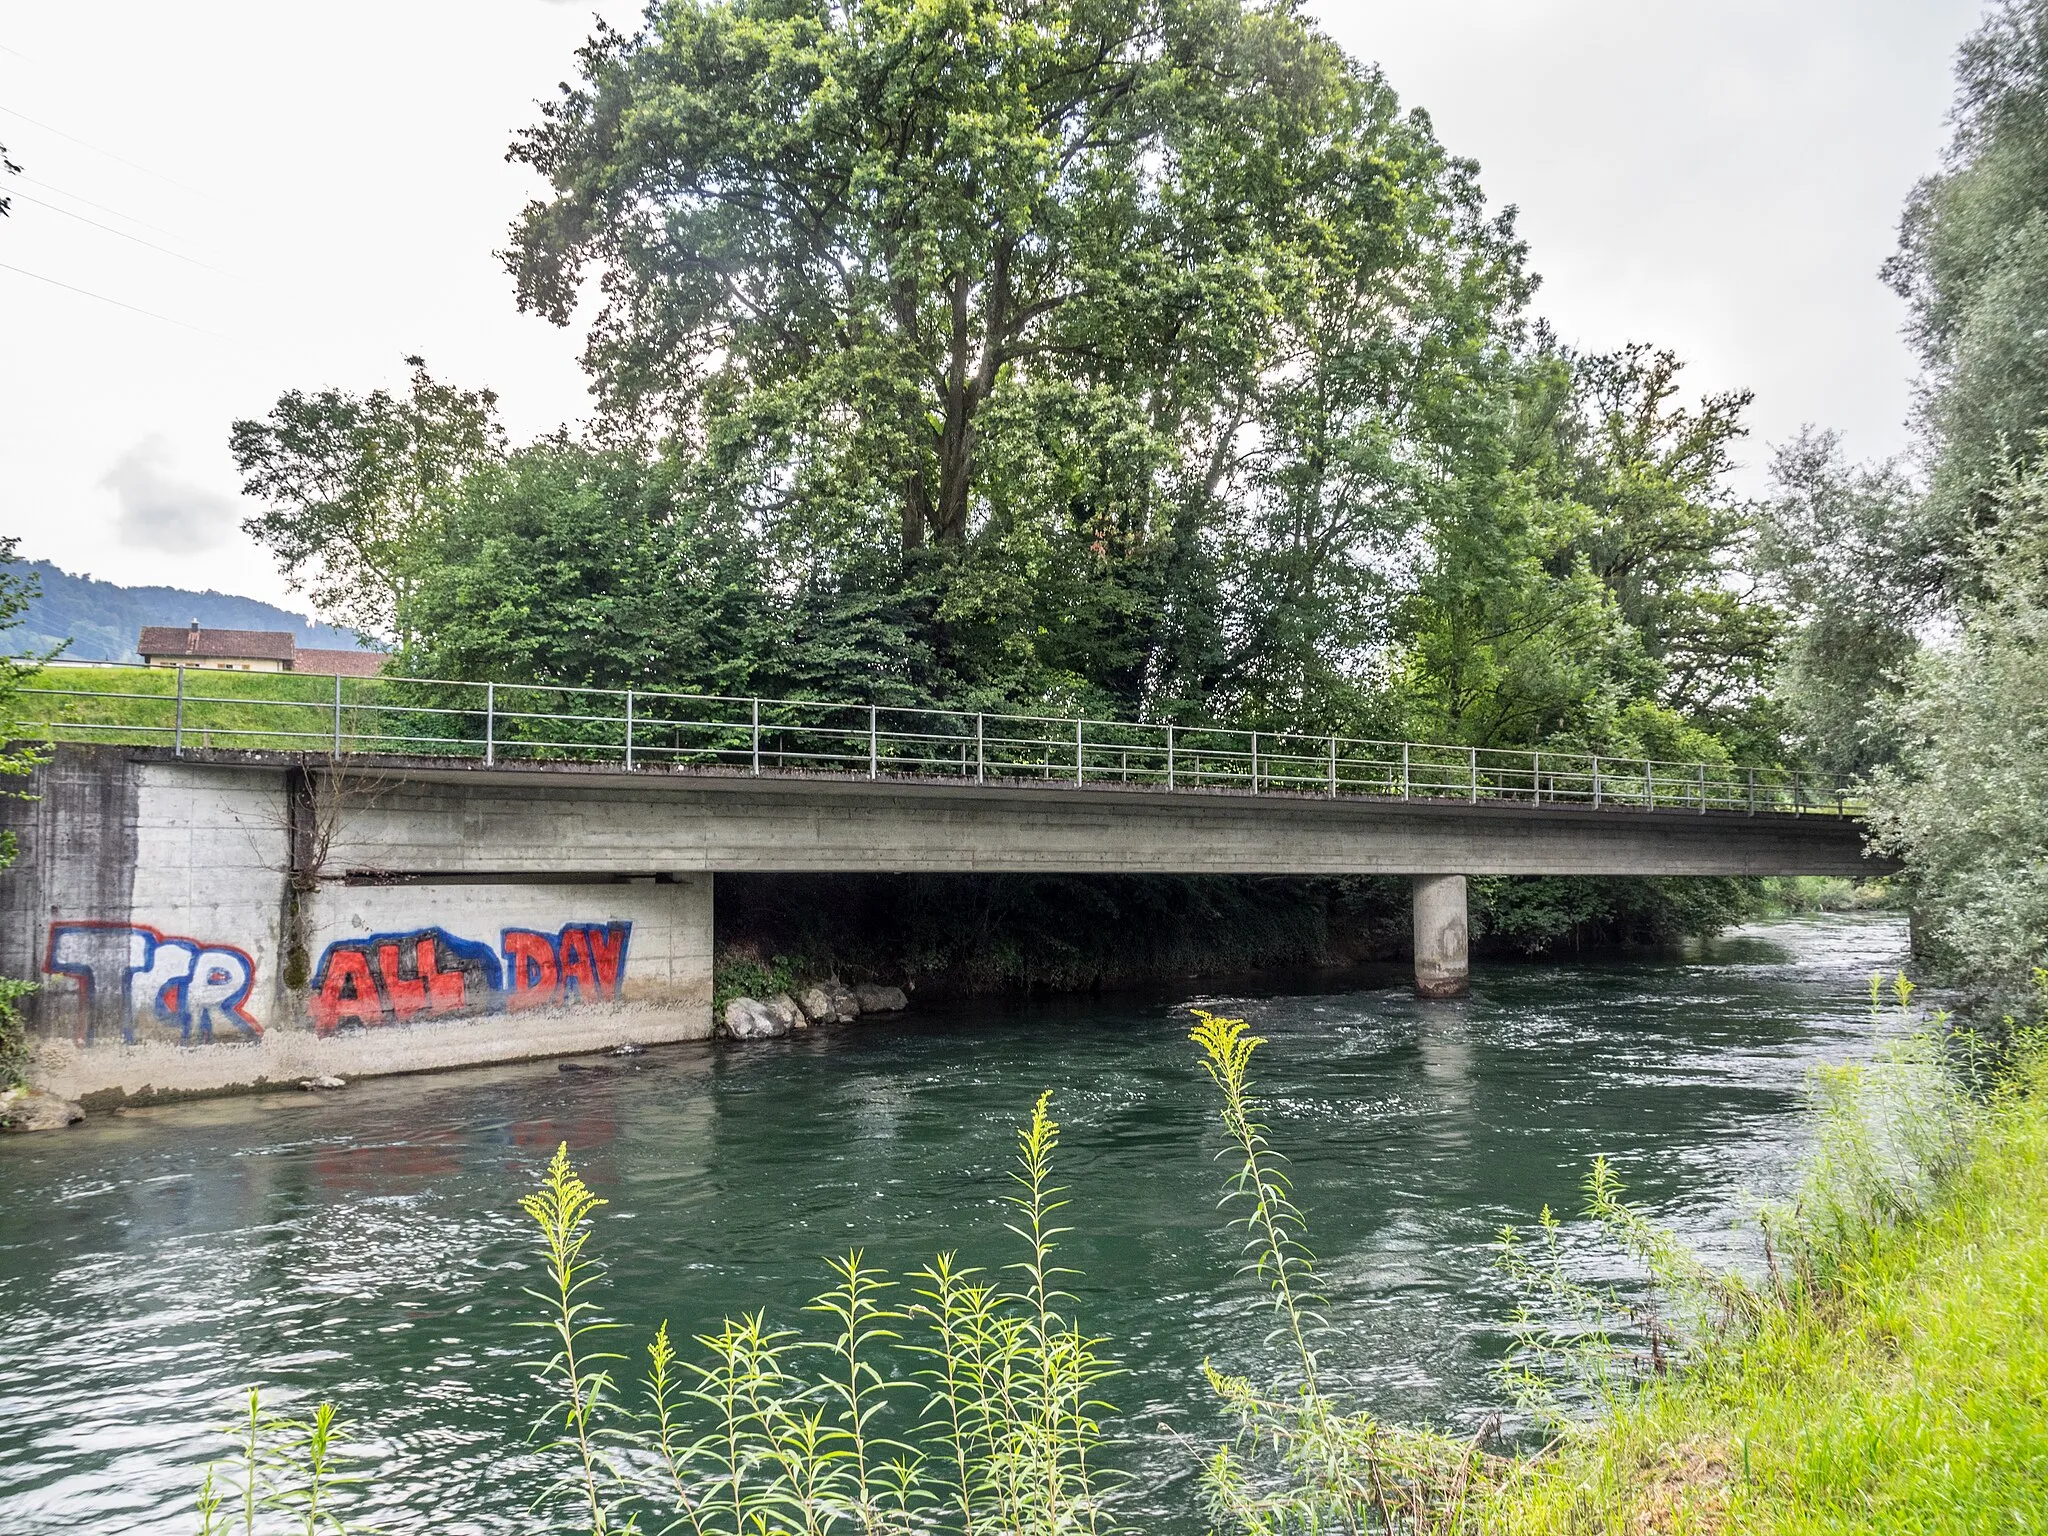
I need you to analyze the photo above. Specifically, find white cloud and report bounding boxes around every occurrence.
[98,436,238,552]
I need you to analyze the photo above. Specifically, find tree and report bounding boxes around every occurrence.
[505,0,1532,727]
[1391,344,1781,754]
[1885,0,2048,584]
[230,358,505,646]
[1755,431,1937,779]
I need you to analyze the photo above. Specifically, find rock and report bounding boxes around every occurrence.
[769,992,807,1030]
[854,983,909,1015]
[723,996,790,1040]
[298,1075,347,1092]
[797,980,860,1025]
[0,1086,85,1132]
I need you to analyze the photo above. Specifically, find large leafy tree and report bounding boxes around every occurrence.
[504,0,1531,724]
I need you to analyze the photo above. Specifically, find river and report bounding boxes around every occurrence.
[0,913,1909,1533]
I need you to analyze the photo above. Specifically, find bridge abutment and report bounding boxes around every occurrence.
[1412,874,1470,999]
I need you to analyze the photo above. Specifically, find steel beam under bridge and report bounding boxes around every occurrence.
[300,753,1884,880]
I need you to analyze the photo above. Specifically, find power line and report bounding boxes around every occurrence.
[0,103,212,201]
[19,171,194,242]
[5,186,236,276]
[0,257,226,338]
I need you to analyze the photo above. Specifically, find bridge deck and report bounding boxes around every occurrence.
[152,747,1887,879]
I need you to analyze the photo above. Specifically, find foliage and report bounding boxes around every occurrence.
[231,357,505,647]
[191,1389,361,1536]
[1397,343,1781,755]
[0,538,48,1087]
[512,1105,1116,1535]
[1755,431,1938,779]
[1470,875,1757,957]
[1887,0,2048,566]
[1869,604,2048,1011]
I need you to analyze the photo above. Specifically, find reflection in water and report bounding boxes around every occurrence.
[0,916,1909,1535]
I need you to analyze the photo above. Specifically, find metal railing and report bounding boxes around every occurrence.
[10,664,1863,815]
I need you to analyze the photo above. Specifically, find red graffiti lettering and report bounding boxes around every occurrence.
[417,936,467,1012]
[559,927,598,998]
[375,942,428,1021]
[504,930,560,1011]
[312,948,383,1035]
[586,924,628,996]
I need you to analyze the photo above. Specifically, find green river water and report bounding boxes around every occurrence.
[0,914,1910,1533]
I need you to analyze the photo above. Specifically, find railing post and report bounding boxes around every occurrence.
[869,704,878,779]
[1328,735,1338,797]
[751,697,760,775]
[1166,722,1175,790]
[976,712,985,784]
[485,681,495,766]
[332,672,343,758]
[1592,753,1601,808]
[1646,761,1654,809]
[1250,730,1259,793]
[1075,718,1084,786]
[624,688,635,771]
[1749,766,1757,815]
[1469,746,1478,804]
[174,664,185,756]
[1698,761,1706,814]
[1533,750,1541,803]
[1402,741,1410,799]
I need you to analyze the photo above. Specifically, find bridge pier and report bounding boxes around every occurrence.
[1412,874,1470,999]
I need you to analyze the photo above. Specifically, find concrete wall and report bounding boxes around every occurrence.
[2,748,714,1105]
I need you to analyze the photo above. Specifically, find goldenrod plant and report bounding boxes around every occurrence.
[505,1096,1116,1536]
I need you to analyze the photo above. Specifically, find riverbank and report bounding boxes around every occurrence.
[1479,1028,2048,1532]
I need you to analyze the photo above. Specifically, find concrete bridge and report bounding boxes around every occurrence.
[0,737,1883,1106]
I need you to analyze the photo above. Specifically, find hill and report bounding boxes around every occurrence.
[2,559,370,663]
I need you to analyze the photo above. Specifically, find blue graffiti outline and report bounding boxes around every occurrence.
[309,927,507,1029]
[500,922,633,1003]
[43,921,262,1045]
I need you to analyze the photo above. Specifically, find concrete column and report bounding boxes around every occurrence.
[1412,874,1470,999]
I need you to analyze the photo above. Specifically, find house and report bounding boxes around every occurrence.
[137,622,386,677]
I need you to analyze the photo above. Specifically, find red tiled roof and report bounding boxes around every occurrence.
[292,647,387,678]
[138,625,296,662]
[135,626,387,675]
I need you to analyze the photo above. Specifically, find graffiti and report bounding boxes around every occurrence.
[309,922,632,1035]
[44,921,262,1046]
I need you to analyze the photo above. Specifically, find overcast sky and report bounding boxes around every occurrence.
[0,0,1986,613]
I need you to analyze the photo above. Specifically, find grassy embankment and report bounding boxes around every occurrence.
[1478,1033,2048,1534]
[11,664,400,753]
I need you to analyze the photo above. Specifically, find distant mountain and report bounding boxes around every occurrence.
[2,559,374,663]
